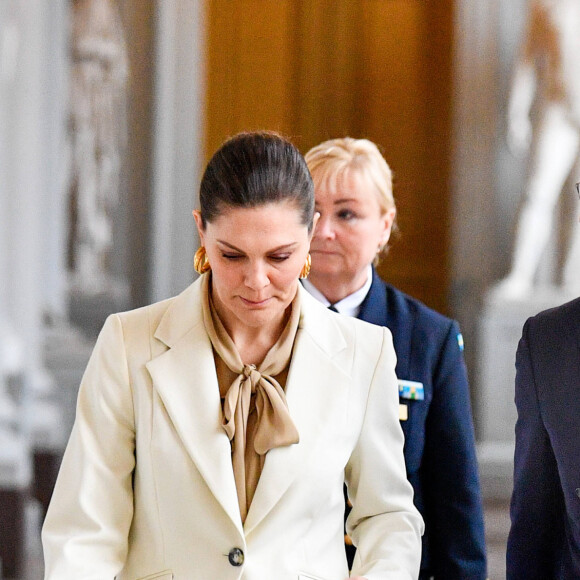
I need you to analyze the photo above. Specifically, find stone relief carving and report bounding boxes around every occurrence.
[69,0,128,294]
[494,0,580,299]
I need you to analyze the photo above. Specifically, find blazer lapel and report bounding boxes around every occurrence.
[563,298,580,379]
[358,267,389,328]
[359,268,412,379]
[244,287,351,535]
[145,279,243,534]
[568,298,580,353]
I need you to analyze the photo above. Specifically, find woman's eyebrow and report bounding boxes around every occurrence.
[334,197,359,204]
[314,197,358,207]
[216,240,299,252]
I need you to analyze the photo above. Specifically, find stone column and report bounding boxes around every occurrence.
[0,3,34,576]
[1,0,72,546]
[150,0,205,302]
[11,0,70,456]
[452,0,521,498]
[43,0,72,322]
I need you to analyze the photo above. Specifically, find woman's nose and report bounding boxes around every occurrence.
[244,262,270,290]
[314,215,335,239]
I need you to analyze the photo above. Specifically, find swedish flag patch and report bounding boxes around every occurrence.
[398,379,424,400]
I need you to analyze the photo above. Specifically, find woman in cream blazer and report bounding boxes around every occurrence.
[42,132,423,580]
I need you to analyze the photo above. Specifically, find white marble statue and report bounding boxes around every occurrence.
[495,0,580,299]
[69,0,128,293]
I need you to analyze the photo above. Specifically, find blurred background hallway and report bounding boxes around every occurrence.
[2,1,579,579]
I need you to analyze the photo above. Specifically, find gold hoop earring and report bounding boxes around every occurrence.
[194,246,211,274]
[299,253,311,279]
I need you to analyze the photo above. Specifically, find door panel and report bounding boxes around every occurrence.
[204,0,453,313]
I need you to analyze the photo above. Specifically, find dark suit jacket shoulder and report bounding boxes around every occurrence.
[507,297,580,579]
[357,269,487,579]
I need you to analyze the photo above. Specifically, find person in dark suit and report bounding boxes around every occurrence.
[303,137,487,579]
[507,294,580,579]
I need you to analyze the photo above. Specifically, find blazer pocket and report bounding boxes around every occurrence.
[136,571,173,580]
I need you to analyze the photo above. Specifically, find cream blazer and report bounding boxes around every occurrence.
[42,279,423,580]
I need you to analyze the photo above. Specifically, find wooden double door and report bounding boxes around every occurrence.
[205,0,454,313]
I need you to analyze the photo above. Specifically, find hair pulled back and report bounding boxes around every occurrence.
[199,131,315,231]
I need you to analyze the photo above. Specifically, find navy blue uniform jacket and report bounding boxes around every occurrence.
[507,297,580,579]
[351,268,486,578]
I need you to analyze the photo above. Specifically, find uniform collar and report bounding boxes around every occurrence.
[302,264,373,318]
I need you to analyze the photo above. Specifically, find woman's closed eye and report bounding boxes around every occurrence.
[268,253,291,262]
[221,253,290,262]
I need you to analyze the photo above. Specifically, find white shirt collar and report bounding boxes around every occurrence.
[302,264,373,318]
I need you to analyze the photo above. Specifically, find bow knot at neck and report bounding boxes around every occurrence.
[242,364,261,387]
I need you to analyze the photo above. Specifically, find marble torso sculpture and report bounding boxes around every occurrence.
[495,0,580,299]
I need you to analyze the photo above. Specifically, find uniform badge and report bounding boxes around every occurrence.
[398,379,424,400]
[399,404,408,421]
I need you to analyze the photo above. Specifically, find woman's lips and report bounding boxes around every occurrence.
[311,246,336,252]
[239,296,271,307]
[311,249,339,255]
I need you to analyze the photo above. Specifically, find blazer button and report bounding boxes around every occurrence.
[228,547,244,566]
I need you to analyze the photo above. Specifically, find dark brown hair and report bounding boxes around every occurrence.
[199,131,315,231]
